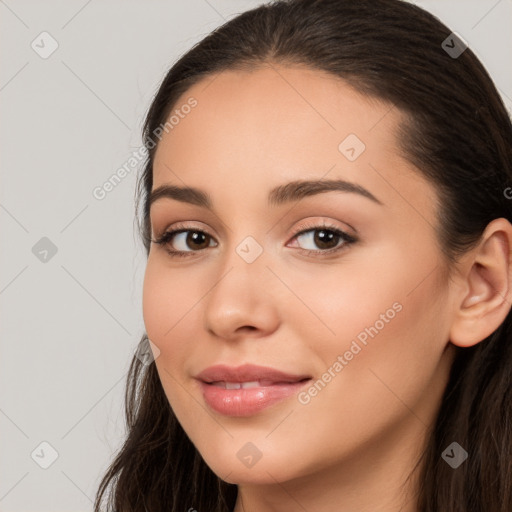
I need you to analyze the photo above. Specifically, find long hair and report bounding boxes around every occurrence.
[94,1,512,510]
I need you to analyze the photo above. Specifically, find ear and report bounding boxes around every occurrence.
[449,217,512,348]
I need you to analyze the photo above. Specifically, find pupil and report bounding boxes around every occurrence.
[314,230,338,249]
[188,231,208,249]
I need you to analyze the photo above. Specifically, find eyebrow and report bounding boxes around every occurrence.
[148,178,383,210]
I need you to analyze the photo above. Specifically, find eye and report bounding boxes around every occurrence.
[151,224,216,257]
[288,223,357,256]
[151,221,357,258]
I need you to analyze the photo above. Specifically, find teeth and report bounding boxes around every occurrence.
[212,381,263,389]
[240,381,261,389]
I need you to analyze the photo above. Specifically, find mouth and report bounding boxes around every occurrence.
[206,378,311,389]
[195,363,312,385]
[195,364,312,416]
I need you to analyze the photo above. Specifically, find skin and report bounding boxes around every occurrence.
[142,64,512,512]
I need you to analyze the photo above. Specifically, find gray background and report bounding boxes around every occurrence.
[1,0,511,510]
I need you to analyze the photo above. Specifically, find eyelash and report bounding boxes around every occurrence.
[151,221,357,259]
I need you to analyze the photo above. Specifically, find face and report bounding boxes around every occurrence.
[142,64,457,486]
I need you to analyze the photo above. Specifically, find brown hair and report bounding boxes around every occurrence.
[94,0,512,510]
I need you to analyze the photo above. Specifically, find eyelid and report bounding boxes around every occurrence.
[152,220,214,241]
[291,218,356,239]
[153,217,354,240]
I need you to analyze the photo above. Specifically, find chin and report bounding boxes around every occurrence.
[200,448,308,485]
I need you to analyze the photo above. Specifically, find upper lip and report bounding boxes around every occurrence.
[195,364,312,384]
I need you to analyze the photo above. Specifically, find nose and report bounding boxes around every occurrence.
[203,241,281,341]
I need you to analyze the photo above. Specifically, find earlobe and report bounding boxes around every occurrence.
[449,218,512,348]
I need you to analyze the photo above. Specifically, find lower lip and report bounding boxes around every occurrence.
[198,380,311,416]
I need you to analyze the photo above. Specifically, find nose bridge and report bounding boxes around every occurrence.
[203,230,280,338]
[234,233,266,266]
[211,231,269,302]
[217,207,270,271]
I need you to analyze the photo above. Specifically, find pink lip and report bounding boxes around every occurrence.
[195,363,311,384]
[195,364,312,417]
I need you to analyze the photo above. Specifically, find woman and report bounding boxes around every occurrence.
[94,0,512,510]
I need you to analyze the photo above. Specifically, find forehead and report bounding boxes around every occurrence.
[154,64,400,174]
[151,64,438,226]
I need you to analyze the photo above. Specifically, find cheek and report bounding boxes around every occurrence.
[142,258,201,359]
[142,262,166,342]
[142,259,205,417]
[305,265,448,420]
[291,244,449,403]
[283,255,406,360]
